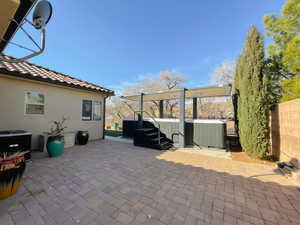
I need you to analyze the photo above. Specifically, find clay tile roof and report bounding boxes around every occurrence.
[0,55,114,95]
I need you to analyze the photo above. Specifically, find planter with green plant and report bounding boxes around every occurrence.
[0,152,27,200]
[46,117,67,157]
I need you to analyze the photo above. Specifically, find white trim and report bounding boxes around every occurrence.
[92,100,102,121]
[82,99,93,120]
[24,91,45,115]
[82,99,102,121]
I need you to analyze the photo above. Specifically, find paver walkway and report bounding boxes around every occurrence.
[1,140,300,225]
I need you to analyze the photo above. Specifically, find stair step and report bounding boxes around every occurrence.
[160,141,171,145]
[160,145,172,150]
[158,141,173,150]
[136,128,156,132]
[145,132,159,136]
[151,137,164,142]
[133,122,173,150]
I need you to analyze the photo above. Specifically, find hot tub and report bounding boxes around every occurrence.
[0,130,32,160]
[123,118,227,149]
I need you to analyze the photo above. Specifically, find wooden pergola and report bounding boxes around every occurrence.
[121,85,232,148]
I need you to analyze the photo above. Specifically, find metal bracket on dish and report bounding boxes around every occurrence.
[0,0,52,63]
[0,19,46,63]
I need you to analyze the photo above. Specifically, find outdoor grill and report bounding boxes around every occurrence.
[0,130,32,160]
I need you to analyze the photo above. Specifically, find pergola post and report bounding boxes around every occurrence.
[159,100,164,118]
[138,93,144,128]
[179,88,186,148]
[192,97,197,119]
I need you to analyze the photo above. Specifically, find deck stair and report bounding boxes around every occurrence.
[134,126,173,150]
[133,113,173,150]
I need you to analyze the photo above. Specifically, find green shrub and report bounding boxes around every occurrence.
[235,26,270,158]
[104,130,122,137]
[281,74,300,102]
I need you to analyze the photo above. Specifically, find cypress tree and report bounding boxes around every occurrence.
[235,26,270,158]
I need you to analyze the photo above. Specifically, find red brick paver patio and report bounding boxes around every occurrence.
[1,140,300,225]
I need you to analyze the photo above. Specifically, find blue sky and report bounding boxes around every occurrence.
[6,0,285,93]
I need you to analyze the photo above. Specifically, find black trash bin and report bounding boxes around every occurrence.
[76,131,89,145]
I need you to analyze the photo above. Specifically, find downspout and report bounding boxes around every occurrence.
[102,95,108,139]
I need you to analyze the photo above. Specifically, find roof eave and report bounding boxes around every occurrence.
[0,69,114,95]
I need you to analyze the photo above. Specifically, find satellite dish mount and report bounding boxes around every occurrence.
[0,0,53,63]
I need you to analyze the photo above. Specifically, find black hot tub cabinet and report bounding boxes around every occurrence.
[0,130,32,160]
[123,118,227,149]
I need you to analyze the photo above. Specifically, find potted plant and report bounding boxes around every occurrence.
[46,117,67,157]
[0,152,27,200]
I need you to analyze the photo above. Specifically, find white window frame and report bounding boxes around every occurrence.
[92,101,101,121]
[24,91,45,115]
[82,100,93,121]
[82,100,102,121]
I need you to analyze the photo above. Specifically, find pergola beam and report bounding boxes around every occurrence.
[122,85,231,102]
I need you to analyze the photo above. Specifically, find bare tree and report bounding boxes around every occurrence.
[106,97,134,129]
[211,59,235,86]
[159,71,186,89]
[106,69,235,130]
[106,71,187,128]
[198,97,233,119]
[122,70,186,118]
[158,71,186,117]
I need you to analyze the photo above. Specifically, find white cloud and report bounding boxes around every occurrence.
[107,68,184,97]
[202,56,214,64]
[106,81,139,96]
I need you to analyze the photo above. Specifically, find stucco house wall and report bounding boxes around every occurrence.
[0,74,106,150]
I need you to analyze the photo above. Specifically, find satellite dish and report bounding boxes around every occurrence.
[32,0,53,29]
[0,0,53,63]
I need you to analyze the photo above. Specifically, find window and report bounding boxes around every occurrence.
[25,92,45,115]
[82,100,101,121]
[82,100,93,120]
[93,101,101,120]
